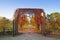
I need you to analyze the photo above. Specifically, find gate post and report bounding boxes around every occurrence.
[13,19,18,36]
[13,11,19,36]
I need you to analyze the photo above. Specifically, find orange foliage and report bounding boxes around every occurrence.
[30,16,36,25]
[22,15,28,25]
[50,21,56,26]
[18,14,28,27]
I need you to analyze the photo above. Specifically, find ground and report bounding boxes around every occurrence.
[0,33,60,40]
[0,24,60,40]
[19,24,39,33]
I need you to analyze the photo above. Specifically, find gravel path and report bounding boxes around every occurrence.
[0,33,60,40]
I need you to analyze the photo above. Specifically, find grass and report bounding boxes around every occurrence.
[0,34,13,37]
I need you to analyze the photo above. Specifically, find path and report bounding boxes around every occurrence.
[19,24,39,33]
[0,33,60,40]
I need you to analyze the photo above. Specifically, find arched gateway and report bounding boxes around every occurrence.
[13,8,46,35]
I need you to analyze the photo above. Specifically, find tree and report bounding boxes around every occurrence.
[30,16,36,26]
[47,12,60,32]
[0,17,13,33]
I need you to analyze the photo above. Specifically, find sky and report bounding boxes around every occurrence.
[0,0,60,19]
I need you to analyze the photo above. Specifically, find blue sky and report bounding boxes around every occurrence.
[0,0,60,19]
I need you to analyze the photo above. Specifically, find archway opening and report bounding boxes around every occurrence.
[18,11,39,33]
